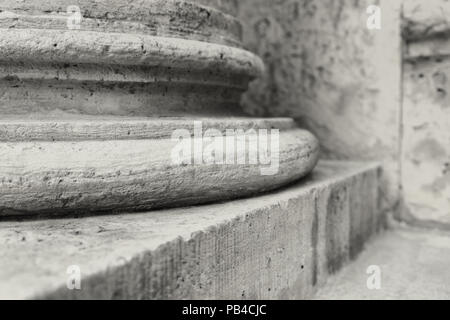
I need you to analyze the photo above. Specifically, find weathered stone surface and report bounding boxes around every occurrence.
[0,161,383,300]
[0,126,319,218]
[403,0,450,41]
[0,0,258,117]
[0,0,255,118]
[237,0,402,216]
[402,58,450,225]
[400,0,450,227]
[315,227,450,300]
[0,0,320,216]
[0,117,297,141]
[192,0,238,16]
[0,0,242,47]
[0,29,263,116]
[403,0,450,63]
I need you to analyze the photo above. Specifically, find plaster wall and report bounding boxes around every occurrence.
[237,0,402,217]
[402,0,450,226]
[237,0,449,227]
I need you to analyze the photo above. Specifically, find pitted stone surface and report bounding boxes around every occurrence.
[402,54,450,225]
[0,29,264,116]
[0,0,262,117]
[0,0,243,46]
[400,0,450,226]
[0,161,383,300]
[0,127,319,217]
[0,0,320,216]
[237,0,402,218]
[403,0,450,41]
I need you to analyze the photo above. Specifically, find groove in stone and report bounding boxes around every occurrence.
[0,117,296,142]
[0,79,246,117]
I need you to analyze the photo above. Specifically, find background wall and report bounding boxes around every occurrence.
[402,0,450,227]
[237,0,402,218]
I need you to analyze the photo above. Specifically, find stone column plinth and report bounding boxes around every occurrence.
[0,0,319,218]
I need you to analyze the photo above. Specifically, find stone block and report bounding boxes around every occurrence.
[0,161,383,299]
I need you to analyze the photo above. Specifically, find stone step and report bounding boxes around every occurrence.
[314,227,450,300]
[0,161,384,299]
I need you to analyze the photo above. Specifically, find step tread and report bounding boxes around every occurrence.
[315,227,450,300]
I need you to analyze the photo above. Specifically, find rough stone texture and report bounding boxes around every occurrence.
[0,0,243,47]
[0,0,320,216]
[315,226,450,300]
[0,117,297,141]
[403,49,450,226]
[0,0,263,122]
[0,161,383,300]
[237,0,402,217]
[401,0,450,227]
[0,126,319,218]
[403,0,450,41]
[192,0,238,17]
[237,0,450,228]
[0,0,258,119]
[0,29,263,117]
